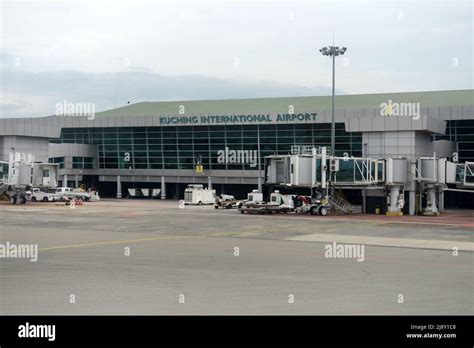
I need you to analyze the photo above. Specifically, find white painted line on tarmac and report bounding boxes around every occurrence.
[286,233,474,251]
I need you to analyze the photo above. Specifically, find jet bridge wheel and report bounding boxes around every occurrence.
[319,206,328,216]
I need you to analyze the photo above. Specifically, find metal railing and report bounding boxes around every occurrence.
[290,145,332,156]
[329,191,353,214]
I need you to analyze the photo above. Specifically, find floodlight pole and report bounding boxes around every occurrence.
[331,50,336,155]
[319,45,347,156]
[319,45,347,199]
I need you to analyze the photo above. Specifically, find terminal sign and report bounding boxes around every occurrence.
[159,113,318,126]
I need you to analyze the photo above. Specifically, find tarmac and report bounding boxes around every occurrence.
[0,199,473,314]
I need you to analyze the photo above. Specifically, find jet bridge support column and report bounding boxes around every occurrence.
[423,185,439,216]
[386,185,403,216]
[63,174,68,188]
[438,190,444,212]
[362,189,366,213]
[409,190,416,216]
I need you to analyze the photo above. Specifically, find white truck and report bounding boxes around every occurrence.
[28,188,58,202]
[54,187,100,202]
[184,184,216,205]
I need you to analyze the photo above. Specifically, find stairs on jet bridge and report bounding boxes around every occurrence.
[329,191,354,214]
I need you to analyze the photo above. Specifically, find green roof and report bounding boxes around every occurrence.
[97,89,474,117]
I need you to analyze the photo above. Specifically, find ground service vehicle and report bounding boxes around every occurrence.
[28,188,58,202]
[184,184,216,205]
[239,191,295,214]
[214,194,243,209]
[246,190,264,204]
[293,195,329,216]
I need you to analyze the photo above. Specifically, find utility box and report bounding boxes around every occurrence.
[330,158,340,172]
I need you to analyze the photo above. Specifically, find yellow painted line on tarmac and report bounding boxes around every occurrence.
[38,226,301,252]
[38,235,191,251]
[37,221,385,252]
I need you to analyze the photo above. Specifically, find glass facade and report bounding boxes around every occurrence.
[48,156,65,169]
[51,123,362,170]
[0,162,8,180]
[72,157,95,169]
[433,120,474,162]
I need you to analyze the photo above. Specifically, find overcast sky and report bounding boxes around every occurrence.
[0,0,472,118]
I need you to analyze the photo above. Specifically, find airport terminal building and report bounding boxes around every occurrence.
[0,89,473,207]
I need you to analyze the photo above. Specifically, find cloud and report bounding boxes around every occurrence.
[0,68,342,118]
[0,1,471,118]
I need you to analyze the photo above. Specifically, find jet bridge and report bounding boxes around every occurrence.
[265,146,386,189]
[265,146,474,216]
[0,152,59,204]
[446,161,474,187]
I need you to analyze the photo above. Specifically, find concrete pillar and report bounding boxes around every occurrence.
[63,174,68,188]
[75,175,79,189]
[161,176,166,199]
[362,189,366,213]
[116,175,122,198]
[208,176,212,190]
[257,176,262,193]
[409,190,416,216]
[438,191,444,212]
